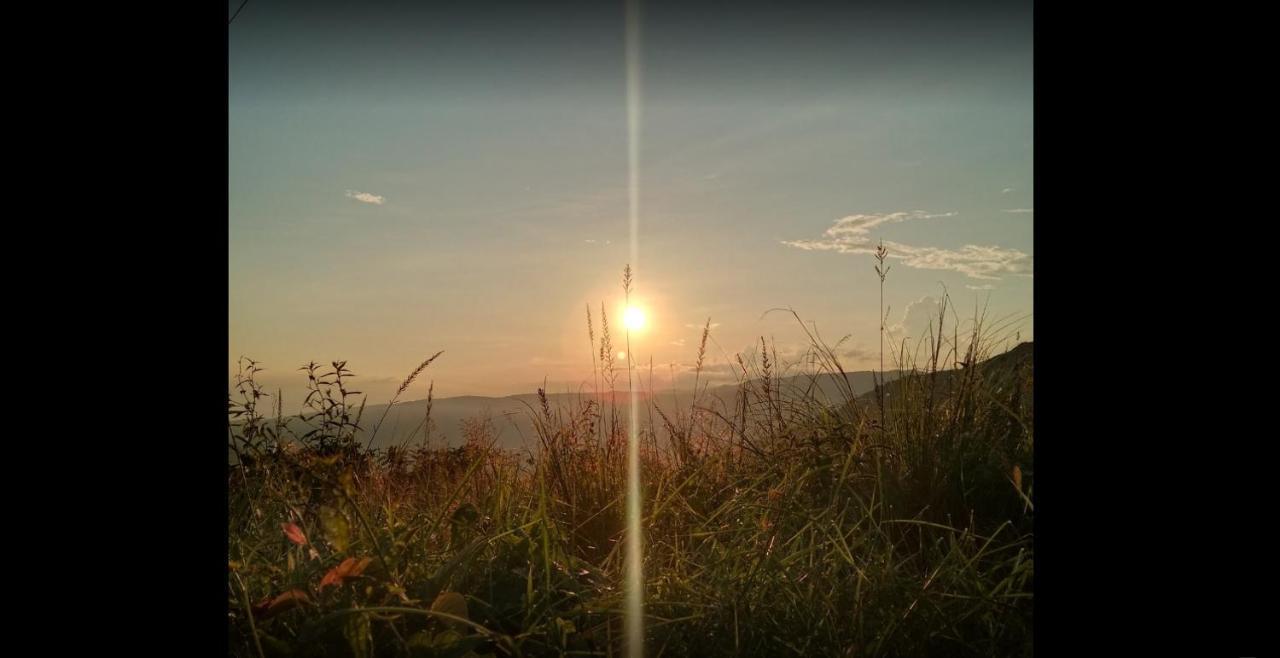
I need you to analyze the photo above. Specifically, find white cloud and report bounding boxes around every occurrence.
[820,211,955,244]
[887,241,1031,281]
[1003,208,1033,214]
[685,322,721,329]
[888,296,943,340]
[1001,187,1015,194]
[345,189,385,205]
[782,210,1032,280]
[966,284,996,290]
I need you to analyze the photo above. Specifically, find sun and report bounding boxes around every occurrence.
[623,306,647,332]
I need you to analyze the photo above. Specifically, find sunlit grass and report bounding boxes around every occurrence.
[227,273,1033,657]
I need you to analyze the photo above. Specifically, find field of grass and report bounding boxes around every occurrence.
[228,284,1033,657]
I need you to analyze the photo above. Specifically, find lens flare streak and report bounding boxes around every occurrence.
[624,1,644,657]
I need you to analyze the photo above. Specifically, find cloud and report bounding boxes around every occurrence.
[345,190,385,205]
[888,296,943,340]
[685,322,722,330]
[886,241,1032,280]
[834,343,875,366]
[689,362,740,375]
[662,361,745,389]
[966,284,996,290]
[1001,187,1015,194]
[795,211,957,247]
[782,210,1032,280]
[1003,208,1033,214]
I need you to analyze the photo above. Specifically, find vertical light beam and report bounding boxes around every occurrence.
[624,1,644,658]
[627,0,642,279]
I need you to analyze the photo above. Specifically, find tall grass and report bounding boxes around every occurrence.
[228,270,1033,658]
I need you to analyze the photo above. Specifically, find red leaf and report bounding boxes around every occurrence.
[281,522,308,546]
[319,556,373,590]
[252,589,311,620]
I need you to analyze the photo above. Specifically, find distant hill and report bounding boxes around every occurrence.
[852,341,1033,407]
[345,368,904,451]
[244,347,1030,454]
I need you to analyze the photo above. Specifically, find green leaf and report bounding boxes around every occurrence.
[407,630,434,650]
[320,506,351,552]
[433,630,463,648]
[343,612,372,658]
[554,617,576,637]
[407,631,434,652]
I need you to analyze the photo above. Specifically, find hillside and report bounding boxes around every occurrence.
[240,348,1027,454]
[346,369,904,451]
[853,341,1033,409]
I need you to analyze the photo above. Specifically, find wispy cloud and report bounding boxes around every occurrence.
[345,189,385,205]
[786,211,957,249]
[1003,208,1033,214]
[782,210,1032,281]
[889,243,1031,280]
[834,343,875,366]
[966,284,996,290]
[685,322,721,330]
[1001,187,1015,194]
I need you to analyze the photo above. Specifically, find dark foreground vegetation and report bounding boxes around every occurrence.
[229,291,1033,657]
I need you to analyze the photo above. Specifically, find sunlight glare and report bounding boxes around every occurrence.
[623,306,647,332]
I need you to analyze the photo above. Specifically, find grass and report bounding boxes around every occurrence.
[227,269,1033,658]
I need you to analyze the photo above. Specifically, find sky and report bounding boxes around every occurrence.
[229,0,1033,410]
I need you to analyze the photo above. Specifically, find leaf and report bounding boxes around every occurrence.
[319,506,351,552]
[430,591,470,625]
[252,590,312,620]
[281,522,308,546]
[320,556,374,590]
[343,612,372,658]
[555,616,577,640]
[1011,464,1023,491]
[433,630,463,649]
[407,631,434,650]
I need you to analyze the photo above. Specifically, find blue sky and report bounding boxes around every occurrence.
[230,0,1032,406]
